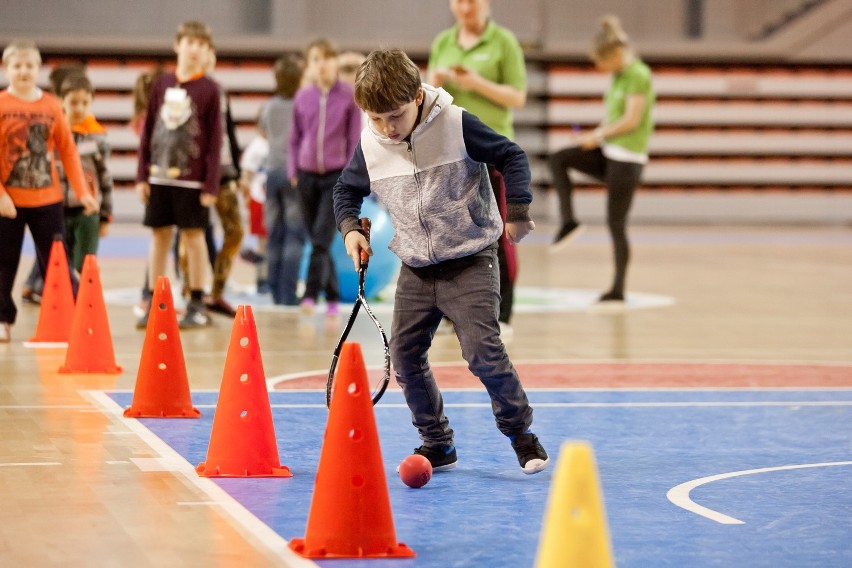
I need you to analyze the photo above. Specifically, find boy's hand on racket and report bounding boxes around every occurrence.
[344,229,372,271]
[506,220,535,244]
[0,193,17,218]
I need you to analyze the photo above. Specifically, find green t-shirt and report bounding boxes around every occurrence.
[605,58,655,154]
[428,20,526,139]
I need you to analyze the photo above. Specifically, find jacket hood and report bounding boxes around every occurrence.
[368,83,453,145]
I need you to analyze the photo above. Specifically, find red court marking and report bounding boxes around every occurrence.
[273,362,852,390]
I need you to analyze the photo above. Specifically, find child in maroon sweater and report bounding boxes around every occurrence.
[135,20,222,329]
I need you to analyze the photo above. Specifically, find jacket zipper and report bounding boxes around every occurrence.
[317,91,327,174]
[407,139,434,263]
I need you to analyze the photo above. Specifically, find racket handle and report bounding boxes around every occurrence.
[359,217,372,268]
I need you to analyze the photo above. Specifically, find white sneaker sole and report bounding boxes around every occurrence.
[521,457,550,475]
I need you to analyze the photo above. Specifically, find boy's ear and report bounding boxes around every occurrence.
[416,88,424,106]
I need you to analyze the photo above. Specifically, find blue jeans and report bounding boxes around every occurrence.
[265,168,306,305]
[390,246,534,447]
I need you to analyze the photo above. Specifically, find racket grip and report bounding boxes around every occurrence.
[359,217,372,267]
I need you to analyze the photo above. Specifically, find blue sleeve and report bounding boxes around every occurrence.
[461,111,531,206]
[333,143,371,234]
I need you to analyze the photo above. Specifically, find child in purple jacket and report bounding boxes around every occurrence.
[288,38,362,315]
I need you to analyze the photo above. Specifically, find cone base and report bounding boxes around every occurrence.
[59,364,123,375]
[288,538,416,559]
[123,407,201,418]
[196,462,293,478]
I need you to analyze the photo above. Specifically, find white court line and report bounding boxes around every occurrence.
[82,390,318,568]
[0,405,90,410]
[259,401,852,410]
[667,461,852,524]
[0,462,62,467]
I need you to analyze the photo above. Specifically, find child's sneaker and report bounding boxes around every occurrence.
[300,297,316,315]
[549,221,584,253]
[411,445,457,472]
[21,287,41,305]
[239,248,265,264]
[135,301,151,330]
[598,290,624,303]
[179,300,212,329]
[510,432,549,474]
[326,301,340,317]
[205,296,237,317]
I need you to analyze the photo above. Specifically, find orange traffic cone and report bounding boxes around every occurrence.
[197,305,290,477]
[26,236,74,347]
[59,254,122,374]
[124,276,200,418]
[289,342,415,559]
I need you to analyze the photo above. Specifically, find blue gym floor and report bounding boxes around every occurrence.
[106,388,852,567]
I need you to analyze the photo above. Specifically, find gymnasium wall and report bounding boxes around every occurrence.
[2,0,850,62]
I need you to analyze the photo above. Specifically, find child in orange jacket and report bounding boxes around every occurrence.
[0,40,97,342]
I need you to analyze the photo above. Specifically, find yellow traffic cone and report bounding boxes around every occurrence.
[535,442,614,567]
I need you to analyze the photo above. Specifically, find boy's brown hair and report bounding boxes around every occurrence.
[49,63,86,94]
[354,49,421,113]
[175,20,214,47]
[273,52,303,99]
[59,73,94,98]
[304,38,338,59]
[2,39,41,66]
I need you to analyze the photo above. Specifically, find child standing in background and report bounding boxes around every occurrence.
[238,127,271,293]
[289,38,361,315]
[21,71,113,303]
[261,52,306,306]
[56,73,113,269]
[0,40,98,342]
[135,20,222,329]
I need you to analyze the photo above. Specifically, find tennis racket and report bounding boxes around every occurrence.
[326,217,391,408]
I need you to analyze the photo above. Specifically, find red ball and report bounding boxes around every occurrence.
[398,454,432,488]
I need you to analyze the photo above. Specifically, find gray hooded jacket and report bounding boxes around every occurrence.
[333,84,531,268]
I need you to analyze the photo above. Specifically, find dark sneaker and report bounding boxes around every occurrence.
[598,290,624,302]
[549,221,584,253]
[21,288,41,305]
[510,432,549,474]
[136,301,151,330]
[412,445,457,472]
[179,301,212,329]
[205,297,237,317]
[239,248,265,264]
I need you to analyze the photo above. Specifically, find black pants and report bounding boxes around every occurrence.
[297,170,340,303]
[549,146,644,296]
[0,202,67,324]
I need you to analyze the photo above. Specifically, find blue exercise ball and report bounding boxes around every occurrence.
[299,199,399,302]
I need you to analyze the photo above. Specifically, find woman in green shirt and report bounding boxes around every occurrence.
[428,0,527,335]
[549,15,655,305]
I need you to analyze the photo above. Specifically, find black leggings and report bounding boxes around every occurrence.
[548,146,644,296]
